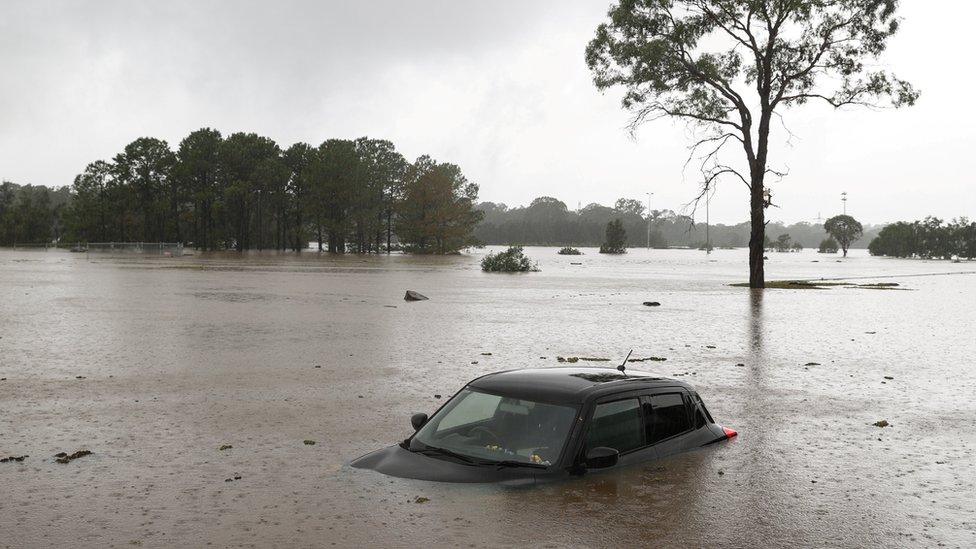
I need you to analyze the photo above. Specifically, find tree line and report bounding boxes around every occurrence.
[474,197,881,250]
[0,130,482,253]
[868,217,976,260]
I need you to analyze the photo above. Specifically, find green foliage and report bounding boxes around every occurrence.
[818,237,839,254]
[773,234,793,253]
[1,130,477,255]
[474,197,880,249]
[824,215,864,257]
[599,219,627,254]
[396,155,483,254]
[481,246,538,272]
[586,0,916,287]
[869,217,976,259]
[557,246,582,255]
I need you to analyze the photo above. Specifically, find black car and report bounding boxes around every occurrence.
[351,367,737,484]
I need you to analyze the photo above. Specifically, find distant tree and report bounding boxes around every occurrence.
[791,240,804,252]
[818,237,839,254]
[774,233,793,253]
[175,128,223,250]
[282,142,314,251]
[599,218,627,254]
[587,0,917,287]
[113,137,175,242]
[614,197,646,218]
[824,215,864,257]
[397,155,482,254]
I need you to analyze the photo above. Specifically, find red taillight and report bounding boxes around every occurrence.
[723,427,738,439]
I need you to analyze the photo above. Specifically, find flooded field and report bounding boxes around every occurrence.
[1,247,975,548]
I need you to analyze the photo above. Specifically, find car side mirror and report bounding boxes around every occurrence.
[410,413,428,431]
[585,447,619,469]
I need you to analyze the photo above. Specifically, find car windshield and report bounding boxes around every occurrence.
[410,388,578,466]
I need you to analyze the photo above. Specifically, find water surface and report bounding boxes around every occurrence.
[1,247,974,547]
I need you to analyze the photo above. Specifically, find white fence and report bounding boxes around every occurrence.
[82,242,184,256]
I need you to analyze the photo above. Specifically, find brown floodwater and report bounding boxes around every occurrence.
[1,247,974,548]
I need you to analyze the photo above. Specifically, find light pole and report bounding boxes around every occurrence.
[645,192,654,249]
[841,191,848,215]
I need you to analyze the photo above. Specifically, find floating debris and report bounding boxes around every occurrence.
[303,440,316,446]
[872,420,890,428]
[883,376,894,380]
[1,455,28,463]
[804,362,821,366]
[433,394,441,399]
[642,301,661,307]
[628,357,667,362]
[55,450,92,464]
[218,444,233,451]
[481,352,492,356]
[414,496,430,504]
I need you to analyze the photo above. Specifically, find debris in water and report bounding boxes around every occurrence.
[303,440,316,446]
[434,394,441,399]
[75,376,86,379]
[865,331,877,335]
[735,363,745,367]
[872,420,890,428]
[883,376,894,380]
[1,455,28,463]
[556,357,579,363]
[471,361,478,365]
[481,352,492,356]
[55,450,92,464]
[705,345,716,349]
[218,444,233,451]
[403,290,429,301]
[805,362,821,366]
[642,301,661,307]
[414,496,430,504]
[628,357,667,362]
[717,470,725,476]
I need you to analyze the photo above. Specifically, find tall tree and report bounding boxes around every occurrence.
[282,142,314,251]
[176,128,223,250]
[824,214,863,257]
[397,155,482,254]
[114,137,175,242]
[586,0,917,287]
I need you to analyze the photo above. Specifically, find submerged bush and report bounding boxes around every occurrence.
[481,246,539,272]
[818,237,839,253]
[557,247,582,255]
[599,219,627,254]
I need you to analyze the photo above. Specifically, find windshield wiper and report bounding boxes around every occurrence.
[490,460,548,470]
[412,445,481,465]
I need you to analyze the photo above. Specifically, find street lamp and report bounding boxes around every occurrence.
[645,192,654,249]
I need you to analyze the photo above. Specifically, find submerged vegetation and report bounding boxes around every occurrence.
[557,246,582,255]
[1,130,482,253]
[868,217,976,259]
[599,219,627,254]
[481,246,538,272]
[818,238,840,254]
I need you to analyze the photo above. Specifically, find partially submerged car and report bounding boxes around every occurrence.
[351,367,737,483]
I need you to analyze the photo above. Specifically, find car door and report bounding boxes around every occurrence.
[642,389,696,458]
[580,392,658,470]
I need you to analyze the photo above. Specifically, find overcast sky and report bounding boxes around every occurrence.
[1,0,972,224]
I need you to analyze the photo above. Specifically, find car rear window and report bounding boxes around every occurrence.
[645,393,692,443]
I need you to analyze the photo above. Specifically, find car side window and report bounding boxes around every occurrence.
[585,399,643,453]
[645,393,692,443]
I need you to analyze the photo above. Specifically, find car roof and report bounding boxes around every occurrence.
[467,367,691,405]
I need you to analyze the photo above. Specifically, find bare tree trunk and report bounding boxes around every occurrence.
[748,181,765,289]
